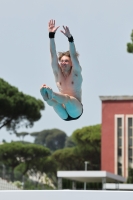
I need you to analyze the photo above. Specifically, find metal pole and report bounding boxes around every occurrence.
[116,181,119,190]
[84,161,89,190]
[58,177,62,190]
[2,164,5,179]
[22,175,24,190]
[84,182,86,190]
[72,181,76,190]
[102,177,106,190]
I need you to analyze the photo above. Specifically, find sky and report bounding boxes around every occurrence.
[0,0,133,143]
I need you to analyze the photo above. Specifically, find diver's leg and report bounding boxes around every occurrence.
[47,99,68,119]
[45,87,83,118]
[53,92,83,118]
[40,85,68,119]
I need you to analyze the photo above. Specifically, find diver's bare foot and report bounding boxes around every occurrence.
[46,87,53,100]
[40,84,49,101]
[40,84,53,101]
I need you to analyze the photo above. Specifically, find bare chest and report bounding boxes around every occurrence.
[55,70,82,94]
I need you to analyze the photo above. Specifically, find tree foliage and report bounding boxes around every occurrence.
[71,124,101,147]
[52,147,84,170]
[72,124,101,168]
[0,78,45,132]
[127,30,133,53]
[52,124,101,171]
[16,132,29,140]
[64,136,76,148]
[31,128,67,151]
[127,168,133,183]
[0,142,51,181]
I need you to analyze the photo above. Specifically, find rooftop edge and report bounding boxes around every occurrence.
[99,96,133,101]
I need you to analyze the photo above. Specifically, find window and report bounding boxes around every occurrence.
[117,118,122,176]
[128,118,133,168]
[118,162,122,175]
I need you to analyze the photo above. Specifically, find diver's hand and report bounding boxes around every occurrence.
[48,19,60,32]
[60,26,71,38]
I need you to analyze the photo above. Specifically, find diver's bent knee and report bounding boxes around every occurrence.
[46,99,57,107]
[63,94,71,104]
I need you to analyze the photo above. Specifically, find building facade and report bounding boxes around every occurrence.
[100,96,133,178]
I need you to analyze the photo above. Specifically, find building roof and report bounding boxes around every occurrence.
[57,171,126,183]
[99,96,133,101]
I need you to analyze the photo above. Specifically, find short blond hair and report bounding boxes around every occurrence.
[58,50,79,61]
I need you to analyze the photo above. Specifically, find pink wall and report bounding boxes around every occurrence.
[101,100,133,175]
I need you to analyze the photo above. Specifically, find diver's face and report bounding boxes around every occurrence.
[59,56,72,72]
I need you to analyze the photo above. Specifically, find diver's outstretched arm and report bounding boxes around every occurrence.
[48,19,60,75]
[60,26,82,72]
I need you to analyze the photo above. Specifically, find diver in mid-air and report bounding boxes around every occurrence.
[40,19,83,121]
